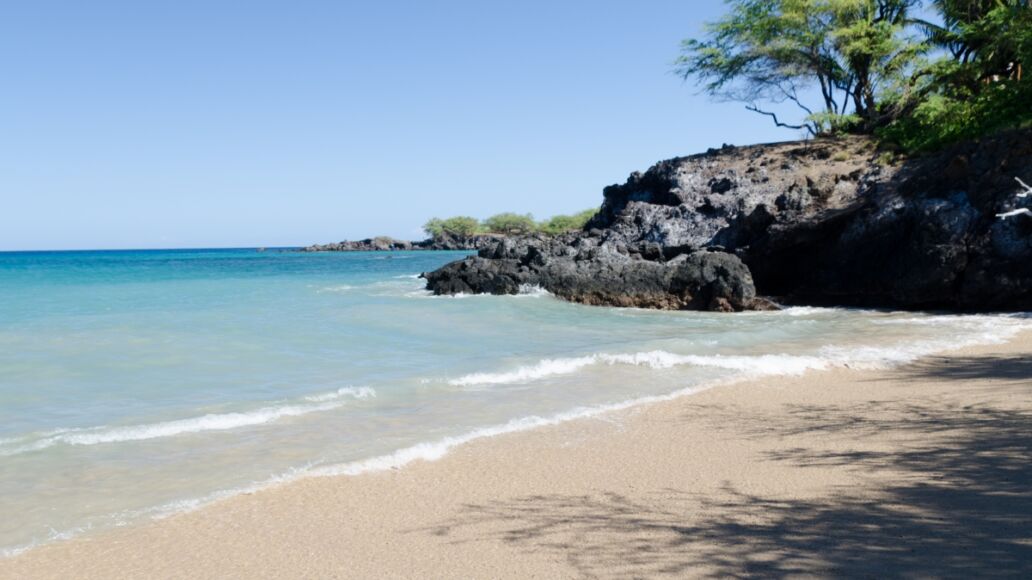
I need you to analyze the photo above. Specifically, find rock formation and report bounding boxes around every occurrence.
[425,129,1032,312]
[300,233,502,253]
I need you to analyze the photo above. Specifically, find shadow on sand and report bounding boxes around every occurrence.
[419,354,1032,578]
[899,354,1032,383]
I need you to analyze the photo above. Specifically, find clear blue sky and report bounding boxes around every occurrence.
[1,0,799,251]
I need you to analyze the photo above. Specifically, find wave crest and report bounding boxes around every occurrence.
[448,351,828,387]
[0,387,376,457]
[447,315,1029,388]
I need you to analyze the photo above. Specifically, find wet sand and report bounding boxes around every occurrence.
[3,332,1030,578]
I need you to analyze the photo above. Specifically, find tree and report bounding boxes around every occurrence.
[423,216,480,238]
[483,213,536,235]
[876,2,1031,150]
[423,218,444,237]
[538,209,597,235]
[676,0,923,134]
[916,0,1029,87]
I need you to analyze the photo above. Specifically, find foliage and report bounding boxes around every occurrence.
[423,216,480,237]
[878,78,1032,151]
[675,0,923,135]
[878,0,1032,151]
[538,209,597,234]
[677,0,1031,149]
[424,209,597,238]
[482,213,537,235]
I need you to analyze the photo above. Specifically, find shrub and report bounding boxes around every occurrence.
[423,216,481,238]
[878,80,1032,152]
[483,213,536,235]
[538,209,597,235]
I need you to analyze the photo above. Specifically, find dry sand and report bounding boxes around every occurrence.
[3,333,1030,579]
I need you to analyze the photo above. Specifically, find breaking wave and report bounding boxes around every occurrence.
[0,387,375,457]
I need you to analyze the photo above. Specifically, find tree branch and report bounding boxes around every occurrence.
[776,84,815,116]
[745,104,815,135]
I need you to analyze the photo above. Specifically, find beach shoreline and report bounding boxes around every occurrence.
[2,330,1030,578]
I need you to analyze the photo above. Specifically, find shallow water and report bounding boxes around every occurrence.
[0,248,1026,555]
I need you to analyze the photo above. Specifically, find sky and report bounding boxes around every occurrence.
[0,0,801,251]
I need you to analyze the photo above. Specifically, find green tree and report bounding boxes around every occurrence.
[916,0,1029,86]
[676,0,923,134]
[483,213,536,235]
[878,1,1031,150]
[423,216,481,238]
[538,209,597,235]
[423,218,444,237]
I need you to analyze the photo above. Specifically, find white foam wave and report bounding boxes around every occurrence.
[448,350,827,387]
[302,386,376,403]
[0,392,372,457]
[449,314,1030,387]
[777,306,836,316]
[405,286,551,300]
[310,381,718,478]
[820,317,1025,368]
[0,375,732,559]
[317,285,354,293]
[449,355,597,386]
[515,284,553,298]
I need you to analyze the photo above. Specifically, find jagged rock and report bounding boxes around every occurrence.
[425,129,1032,312]
[423,233,772,312]
[300,233,503,252]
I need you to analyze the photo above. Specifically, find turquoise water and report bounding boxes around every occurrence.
[0,248,1027,555]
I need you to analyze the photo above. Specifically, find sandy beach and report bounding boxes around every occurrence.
[2,332,1030,579]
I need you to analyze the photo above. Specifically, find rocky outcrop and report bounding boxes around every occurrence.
[421,232,504,251]
[424,233,776,312]
[301,236,418,252]
[300,233,503,252]
[425,129,1032,312]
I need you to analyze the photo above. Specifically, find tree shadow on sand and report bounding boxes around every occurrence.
[418,355,1032,578]
[896,354,1032,383]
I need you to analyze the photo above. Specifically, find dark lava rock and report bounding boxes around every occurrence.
[424,234,775,312]
[300,233,503,252]
[425,129,1032,312]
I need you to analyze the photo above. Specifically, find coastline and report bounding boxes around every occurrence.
[2,330,1030,578]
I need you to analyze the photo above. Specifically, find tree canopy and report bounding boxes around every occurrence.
[423,216,480,237]
[422,209,597,238]
[482,213,537,235]
[538,209,597,235]
[677,0,1030,146]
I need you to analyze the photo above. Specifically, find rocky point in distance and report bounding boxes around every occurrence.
[301,230,501,253]
[310,129,1032,313]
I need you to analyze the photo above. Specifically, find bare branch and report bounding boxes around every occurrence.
[775,84,815,116]
[745,104,816,135]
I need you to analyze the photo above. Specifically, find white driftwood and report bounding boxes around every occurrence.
[997,177,1032,219]
[997,208,1032,219]
[1016,177,1032,199]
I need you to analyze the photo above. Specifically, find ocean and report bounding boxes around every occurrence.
[0,247,1027,556]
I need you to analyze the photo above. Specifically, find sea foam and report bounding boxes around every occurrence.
[0,387,375,457]
[449,313,1028,387]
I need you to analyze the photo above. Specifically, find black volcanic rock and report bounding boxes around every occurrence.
[425,129,1032,311]
[300,233,503,252]
[423,234,775,312]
